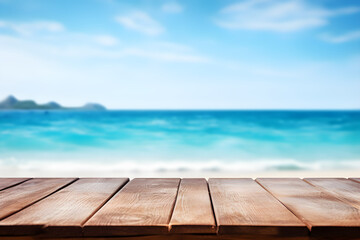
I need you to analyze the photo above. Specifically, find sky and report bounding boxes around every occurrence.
[0,0,359,109]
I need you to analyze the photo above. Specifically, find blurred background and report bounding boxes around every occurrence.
[0,0,359,177]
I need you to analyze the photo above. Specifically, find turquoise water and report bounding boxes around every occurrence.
[0,110,359,173]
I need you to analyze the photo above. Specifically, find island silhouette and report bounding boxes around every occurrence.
[0,95,106,110]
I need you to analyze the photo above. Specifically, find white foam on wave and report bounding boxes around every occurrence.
[1,157,360,175]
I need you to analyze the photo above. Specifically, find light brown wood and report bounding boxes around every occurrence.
[350,178,360,183]
[0,235,312,240]
[257,178,360,237]
[208,178,307,236]
[0,178,76,221]
[0,178,31,191]
[169,178,216,234]
[0,178,358,239]
[304,178,360,209]
[0,178,129,237]
[84,178,180,237]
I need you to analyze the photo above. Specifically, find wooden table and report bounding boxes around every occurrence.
[0,178,360,240]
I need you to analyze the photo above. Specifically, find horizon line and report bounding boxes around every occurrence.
[1,108,360,111]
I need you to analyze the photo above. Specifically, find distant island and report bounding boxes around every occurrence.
[0,95,106,110]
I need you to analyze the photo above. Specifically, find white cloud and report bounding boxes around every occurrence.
[64,47,209,63]
[122,48,210,63]
[216,0,360,32]
[162,2,183,13]
[0,20,64,36]
[0,34,210,63]
[94,35,118,46]
[151,41,192,52]
[320,30,360,43]
[115,11,164,36]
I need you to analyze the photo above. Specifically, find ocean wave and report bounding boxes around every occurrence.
[1,158,359,175]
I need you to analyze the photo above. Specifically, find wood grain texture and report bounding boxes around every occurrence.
[208,178,306,236]
[0,178,31,191]
[304,178,360,210]
[257,178,360,237]
[21,235,311,240]
[0,178,76,220]
[84,178,180,237]
[0,178,129,237]
[350,178,360,183]
[169,178,216,234]
[0,235,312,240]
[0,178,358,239]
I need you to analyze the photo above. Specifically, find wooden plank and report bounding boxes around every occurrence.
[0,178,76,221]
[304,178,360,210]
[0,235,311,240]
[169,178,216,234]
[0,178,31,191]
[208,178,306,236]
[257,178,360,237]
[0,178,129,237]
[350,178,360,183]
[84,178,180,237]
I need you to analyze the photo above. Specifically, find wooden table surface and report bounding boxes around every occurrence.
[0,178,359,240]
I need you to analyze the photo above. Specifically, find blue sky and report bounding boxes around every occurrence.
[0,0,359,109]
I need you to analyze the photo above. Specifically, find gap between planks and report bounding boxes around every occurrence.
[0,178,32,191]
[0,178,129,237]
[80,178,130,227]
[208,178,307,236]
[83,178,181,237]
[303,178,360,210]
[256,178,360,238]
[255,178,311,230]
[0,178,79,221]
[169,178,216,234]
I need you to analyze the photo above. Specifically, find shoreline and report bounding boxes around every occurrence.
[1,168,358,178]
[1,158,359,178]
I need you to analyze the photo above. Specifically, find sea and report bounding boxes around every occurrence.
[0,110,359,176]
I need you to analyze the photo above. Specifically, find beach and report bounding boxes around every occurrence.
[1,162,358,178]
